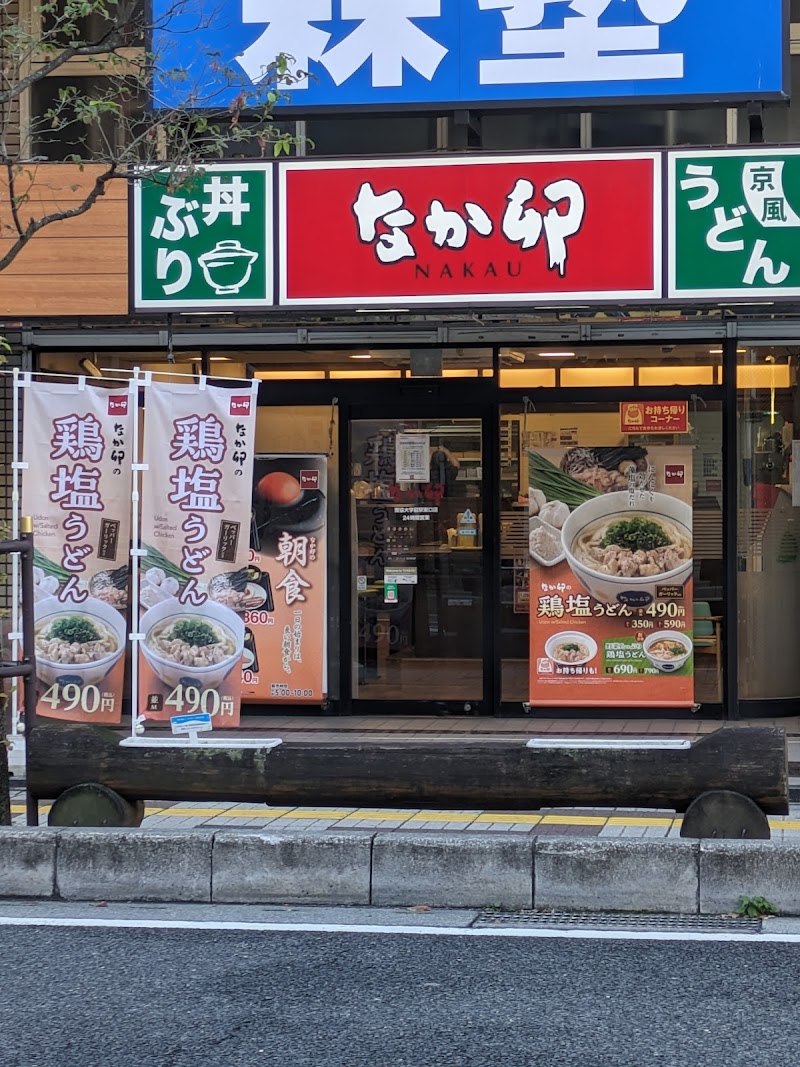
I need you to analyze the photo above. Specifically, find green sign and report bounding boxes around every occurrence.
[601,638,692,679]
[670,149,800,299]
[132,164,273,311]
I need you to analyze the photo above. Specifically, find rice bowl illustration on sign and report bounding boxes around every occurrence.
[197,240,259,295]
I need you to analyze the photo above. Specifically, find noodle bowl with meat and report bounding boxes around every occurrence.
[33,595,126,686]
[573,514,691,579]
[140,598,245,687]
[562,492,693,606]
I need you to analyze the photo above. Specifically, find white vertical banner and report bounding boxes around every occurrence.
[21,379,133,722]
[137,379,259,726]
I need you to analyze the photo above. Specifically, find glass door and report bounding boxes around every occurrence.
[349,411,487,708]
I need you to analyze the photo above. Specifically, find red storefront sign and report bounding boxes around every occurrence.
[620,401,689,434]
[279,154,661,307]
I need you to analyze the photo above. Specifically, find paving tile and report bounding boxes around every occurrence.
[619,825,648,838]
[598,823,625,837]
[644,826,670,838]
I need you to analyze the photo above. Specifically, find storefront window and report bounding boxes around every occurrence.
[351,416,483,704]
[498,345,722,388]
[737,346,800,704]
[249,348,493,379]
[501,396,723,707]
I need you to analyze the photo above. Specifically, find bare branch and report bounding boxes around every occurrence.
[0,0,303,272]
[0,163,119,272]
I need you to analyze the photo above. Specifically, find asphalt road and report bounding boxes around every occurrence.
[2,923,799,1067]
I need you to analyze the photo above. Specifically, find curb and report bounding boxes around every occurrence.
[2,829,800,914]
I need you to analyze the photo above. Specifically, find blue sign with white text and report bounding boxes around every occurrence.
[153,0,786,112]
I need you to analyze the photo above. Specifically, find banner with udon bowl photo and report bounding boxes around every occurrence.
[241,455,328,704]
[22,379,133,722]
[138,380,259,725]
[528,445,694,708]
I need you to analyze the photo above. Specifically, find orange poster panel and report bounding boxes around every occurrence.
[528,445,694,708]
[242,456,327,703]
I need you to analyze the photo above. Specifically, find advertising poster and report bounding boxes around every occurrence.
[620,400,688,434]
[241,455,327,704]
[22,380,132,722]
[528,445,694,708]
[138,380,258,724]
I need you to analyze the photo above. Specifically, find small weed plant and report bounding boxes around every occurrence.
[736,895,779,918]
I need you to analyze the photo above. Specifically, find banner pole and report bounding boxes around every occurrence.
[128,368,143,738]
[10,369,21,735]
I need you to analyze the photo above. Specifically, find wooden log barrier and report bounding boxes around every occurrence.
[26,723,789,816]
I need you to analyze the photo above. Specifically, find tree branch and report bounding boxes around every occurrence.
[0,163,119,273]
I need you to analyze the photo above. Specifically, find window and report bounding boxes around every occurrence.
[591,107,727,148]
[737,345,800,703]
[305,116,437,156]
[475,111,581,151]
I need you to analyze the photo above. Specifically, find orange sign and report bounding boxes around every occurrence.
[620,401,688,434]
[528,445,694,708]
[242,455,327,704]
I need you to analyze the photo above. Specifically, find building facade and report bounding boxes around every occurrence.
[4,2,800,720]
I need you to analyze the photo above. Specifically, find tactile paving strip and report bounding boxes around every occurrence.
[473,910,762,933]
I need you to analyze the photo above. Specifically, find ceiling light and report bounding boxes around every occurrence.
[538,351,575,359]
[709,348,723,355]
[209,356,231,362]
[350,353,373,360]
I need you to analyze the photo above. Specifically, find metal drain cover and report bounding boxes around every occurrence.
[473,910,762,934]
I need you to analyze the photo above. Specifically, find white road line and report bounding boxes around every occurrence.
[0,915,796,943]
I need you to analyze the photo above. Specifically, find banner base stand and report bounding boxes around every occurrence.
[118,737,283,751]
[526,738,692,751]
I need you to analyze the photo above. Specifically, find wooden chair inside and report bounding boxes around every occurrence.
[693,601,722,703]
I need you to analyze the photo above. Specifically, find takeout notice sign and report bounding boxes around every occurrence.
[620,401,688,435]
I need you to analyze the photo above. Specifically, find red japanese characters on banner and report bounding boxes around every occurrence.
[620,401,689,435]
[279,154,661,306]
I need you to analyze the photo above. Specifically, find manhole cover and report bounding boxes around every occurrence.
[473,910,761,933]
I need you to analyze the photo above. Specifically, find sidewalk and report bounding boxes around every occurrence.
[10,787,800,842]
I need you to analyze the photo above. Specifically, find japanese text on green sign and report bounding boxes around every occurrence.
[132,164,274,310]
[670,150,800,298]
